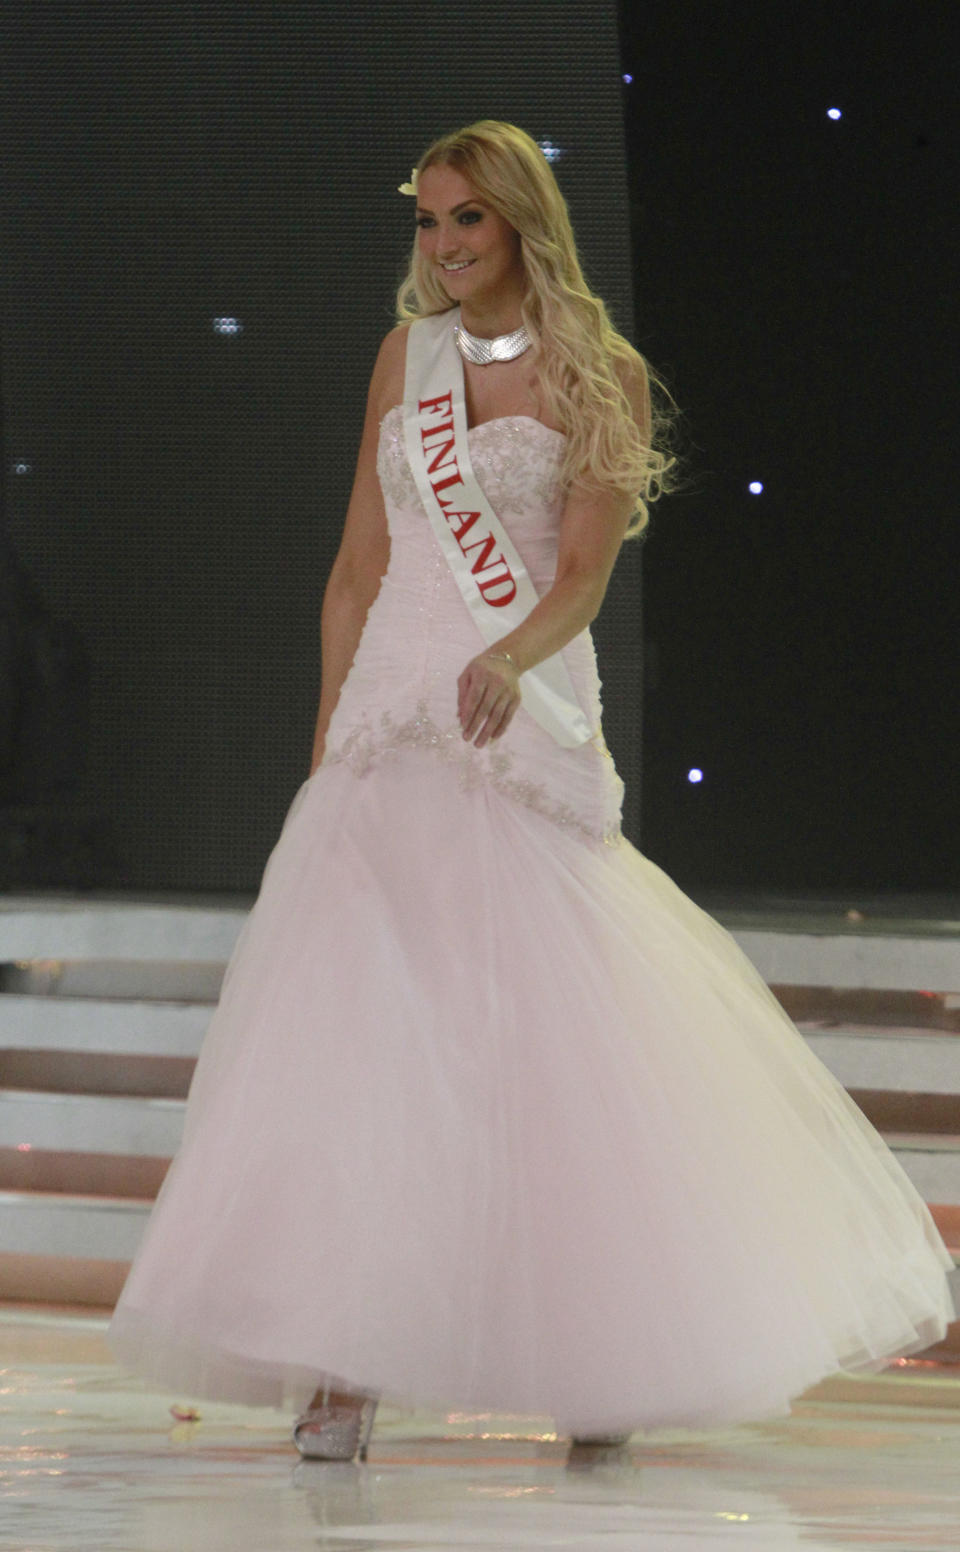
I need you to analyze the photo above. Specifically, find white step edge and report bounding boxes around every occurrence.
[730,927,960,992]
[0,994,211,1057]
[800,1029,960,1095]
[0,1190,149,1260]
[882,1133,960,1151]
[882,1137,960,1203]
[0,1090,184,1158]
[0,903,248,963]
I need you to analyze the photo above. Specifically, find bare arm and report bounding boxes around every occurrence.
[309,327,405,774]
[458,354,652,748]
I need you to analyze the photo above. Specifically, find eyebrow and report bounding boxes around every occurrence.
[414,199,485,215]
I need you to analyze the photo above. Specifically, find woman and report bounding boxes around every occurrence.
[108,120,955,1463]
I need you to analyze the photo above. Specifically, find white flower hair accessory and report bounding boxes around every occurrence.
[398,167,419,196]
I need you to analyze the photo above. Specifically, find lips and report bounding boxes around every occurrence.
[440,259,475,272]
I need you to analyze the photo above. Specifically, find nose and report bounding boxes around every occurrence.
[435,221,464,257]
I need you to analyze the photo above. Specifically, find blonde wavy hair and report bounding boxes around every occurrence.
[395,119,681,539]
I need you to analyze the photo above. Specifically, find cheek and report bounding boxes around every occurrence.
[418,237,439,268]
[490,227,518,265]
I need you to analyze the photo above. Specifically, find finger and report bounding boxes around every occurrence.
[458,686,477,731]
[488,700,519,742]
[473,693,515,748]
[468,686,509,742]
[462,686,494,738]
[458,667,489,729]
[456,666,476,722]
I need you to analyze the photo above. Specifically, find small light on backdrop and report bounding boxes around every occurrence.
[748,481,764,495]
[12,461,31,475]
[538,139,565,164]
[827,107,843,120]
[622,73,634,85]
[212,316,243,335]
[687,769,704,785]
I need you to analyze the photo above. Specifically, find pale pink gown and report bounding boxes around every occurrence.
[108,407,955,1435]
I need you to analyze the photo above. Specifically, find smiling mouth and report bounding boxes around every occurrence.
[440,260,475,272]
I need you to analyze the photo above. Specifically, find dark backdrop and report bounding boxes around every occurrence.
[621,0,959,891]
[0,0,639,890]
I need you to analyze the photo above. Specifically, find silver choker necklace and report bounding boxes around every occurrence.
[454,317,532,366]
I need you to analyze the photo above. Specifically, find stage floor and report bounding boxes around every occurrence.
[2,1304,959,1551]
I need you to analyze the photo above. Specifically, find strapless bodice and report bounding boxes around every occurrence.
[375,404,569,593]
[321,405,625,848]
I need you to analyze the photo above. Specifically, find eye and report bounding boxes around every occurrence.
[415,210,482,229]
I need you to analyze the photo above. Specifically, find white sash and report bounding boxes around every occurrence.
[402,308,593,748]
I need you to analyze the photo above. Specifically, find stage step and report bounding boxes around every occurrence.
[0,1190,149,1305]
[730,922,960,991]
[879,1135,960,1202]
[801,1027,960,1095]
[0,993,212,1054]
[0,897,248,964]
[0,1189,149,1260]
[0,1088,184,1158]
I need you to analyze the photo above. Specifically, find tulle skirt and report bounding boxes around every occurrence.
[107,747,955,1434]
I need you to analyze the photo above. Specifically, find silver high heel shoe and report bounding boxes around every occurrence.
[292,1384,378,1462]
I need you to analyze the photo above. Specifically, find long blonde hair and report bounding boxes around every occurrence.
[395,119,681,539]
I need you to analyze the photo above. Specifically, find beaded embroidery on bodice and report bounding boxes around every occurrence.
[320,404,625,847]
[376,405,569,526]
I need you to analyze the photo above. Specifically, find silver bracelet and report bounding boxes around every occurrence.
[484,650,517,671]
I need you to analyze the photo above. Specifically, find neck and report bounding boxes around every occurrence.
[458,292,525,339]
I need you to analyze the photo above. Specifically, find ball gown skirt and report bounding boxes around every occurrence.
[107,409,955,1436]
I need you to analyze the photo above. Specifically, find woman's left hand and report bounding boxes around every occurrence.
[457,651,521,748]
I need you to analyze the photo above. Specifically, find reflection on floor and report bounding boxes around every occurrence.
[2,1304,960,1551]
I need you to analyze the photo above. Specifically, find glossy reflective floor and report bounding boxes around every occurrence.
[3,1306,960,1551]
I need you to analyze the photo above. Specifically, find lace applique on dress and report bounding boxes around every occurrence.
[323,700,622,849]
[377,407,567,514]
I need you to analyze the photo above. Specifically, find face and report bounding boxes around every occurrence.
[415,163,525,307]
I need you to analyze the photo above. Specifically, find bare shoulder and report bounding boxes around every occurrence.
[377,321,410,365]
[370,322,411,419]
